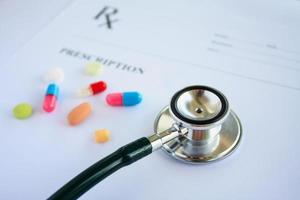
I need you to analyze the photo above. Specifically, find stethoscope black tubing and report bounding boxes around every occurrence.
[48,137,152,200]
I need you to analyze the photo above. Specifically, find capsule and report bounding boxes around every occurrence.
[78,81,107,97]
[43,83,59,112]
[106,92,142,106]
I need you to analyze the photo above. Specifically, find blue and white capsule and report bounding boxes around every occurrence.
[106,91,142,106]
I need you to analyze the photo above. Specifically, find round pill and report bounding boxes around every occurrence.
[13,103,33,119]
[85,62,103,76]
[94,129,110,143]
[44,67,64,83]
[67,102,92,126]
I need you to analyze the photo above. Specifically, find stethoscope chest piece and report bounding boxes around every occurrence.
[154,85,242,163]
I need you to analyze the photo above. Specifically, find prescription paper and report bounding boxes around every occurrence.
[1,0,300,199]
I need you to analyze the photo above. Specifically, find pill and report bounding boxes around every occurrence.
[78,81,107,97]
[13,103,33,119]
[43,83,59,112]
[106,91,142,106]
[85,62,103,76]
[94,129,110,143]
[44,67,64,83]
[67,102,92,126]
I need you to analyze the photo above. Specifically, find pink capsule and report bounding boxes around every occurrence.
[106,93,123,106]
[43,95,57,112]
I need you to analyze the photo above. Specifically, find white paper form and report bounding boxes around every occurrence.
[1,0,300,199]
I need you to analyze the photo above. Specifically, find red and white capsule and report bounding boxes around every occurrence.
[78,81,107,97]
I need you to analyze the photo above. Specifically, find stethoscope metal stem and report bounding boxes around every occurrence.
[147,124,188,151]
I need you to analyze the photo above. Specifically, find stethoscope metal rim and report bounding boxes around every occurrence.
[154,84,243,164]
[154,106,242,163]
[170,85,229,126]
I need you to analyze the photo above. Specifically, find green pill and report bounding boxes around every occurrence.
[13,103,33,119]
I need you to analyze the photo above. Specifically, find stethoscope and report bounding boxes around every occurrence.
[49,85,242,200]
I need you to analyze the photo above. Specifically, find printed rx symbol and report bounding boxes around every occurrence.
[94,6,119,29]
